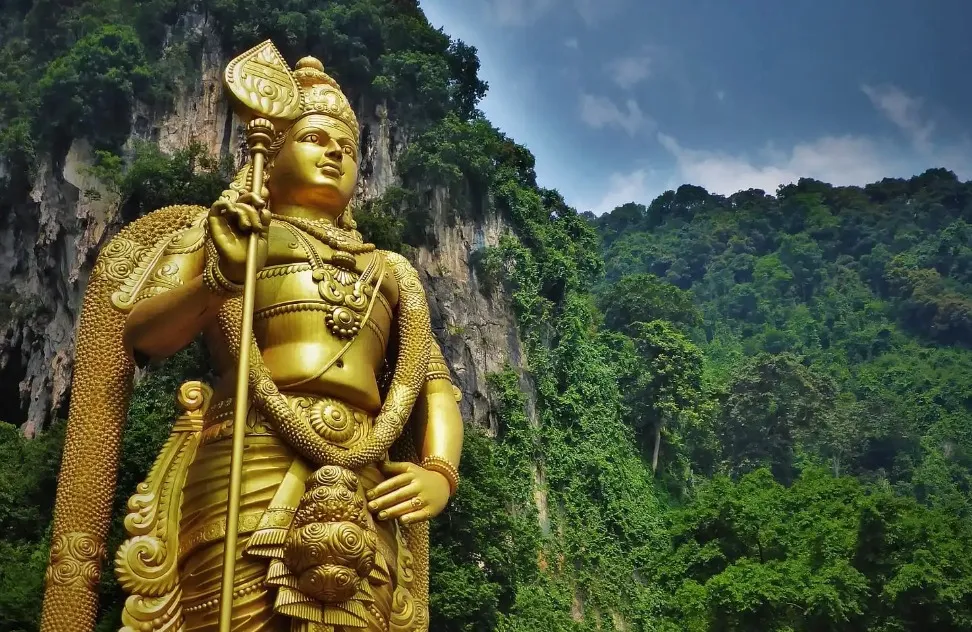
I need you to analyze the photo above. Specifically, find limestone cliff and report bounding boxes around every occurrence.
[0,14,528,436]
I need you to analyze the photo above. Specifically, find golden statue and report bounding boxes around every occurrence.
[39,41,464,632]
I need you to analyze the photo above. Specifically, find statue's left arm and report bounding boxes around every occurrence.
[368,338,464,525]
[412,340,464,467]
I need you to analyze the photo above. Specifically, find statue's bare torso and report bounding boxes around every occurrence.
[204,222,400,414]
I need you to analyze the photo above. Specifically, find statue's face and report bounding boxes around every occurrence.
[267,114,358,215]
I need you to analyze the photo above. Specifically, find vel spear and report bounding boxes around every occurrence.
[217,117,274,632]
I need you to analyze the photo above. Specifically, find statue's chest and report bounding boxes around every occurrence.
[253,224,394,341]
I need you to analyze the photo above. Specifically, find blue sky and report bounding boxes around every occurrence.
[419,0,972,215]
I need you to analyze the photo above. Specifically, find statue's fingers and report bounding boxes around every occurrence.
[234,206,253,232]
[366,472,412,500]
[243,204,263,232]
[368,483,419,514]
[379,461,412,475]
[399,509,429,526]
[376,497,421,521]
[207,215,233,242]
[239,192,266,210]
[209,200,228,218]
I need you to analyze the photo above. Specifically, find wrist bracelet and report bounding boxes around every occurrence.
[420,456,460,495]
[203,240,243,297]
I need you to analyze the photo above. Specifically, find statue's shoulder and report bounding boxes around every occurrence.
[377,250,417,275]
[94,205,209,312]
[107,204,209,252]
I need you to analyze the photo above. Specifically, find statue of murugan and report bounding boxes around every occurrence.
[39,40,464,632]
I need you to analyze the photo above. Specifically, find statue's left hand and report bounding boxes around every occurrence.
[366,461,451,525]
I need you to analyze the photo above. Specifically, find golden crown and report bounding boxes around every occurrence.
[223,40,359,145]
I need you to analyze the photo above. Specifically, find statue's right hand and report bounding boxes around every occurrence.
[207,189,270,284]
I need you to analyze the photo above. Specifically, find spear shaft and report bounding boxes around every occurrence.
[217,118,274,632]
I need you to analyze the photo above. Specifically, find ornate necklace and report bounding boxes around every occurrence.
[271,214,376,255]
[275,218,384,341]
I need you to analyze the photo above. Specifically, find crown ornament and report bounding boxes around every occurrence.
[223,40,359,145]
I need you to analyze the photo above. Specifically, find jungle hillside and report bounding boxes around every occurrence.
[1,1,972,632]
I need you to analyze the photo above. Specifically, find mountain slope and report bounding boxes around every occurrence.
[592,171,972,629]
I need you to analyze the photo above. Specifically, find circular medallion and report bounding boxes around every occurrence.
[308,401,357,444]
[327,306,361,338]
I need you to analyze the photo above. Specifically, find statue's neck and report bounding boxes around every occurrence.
[270,202,343,224]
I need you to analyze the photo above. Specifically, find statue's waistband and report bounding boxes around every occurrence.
[202,392,375,448]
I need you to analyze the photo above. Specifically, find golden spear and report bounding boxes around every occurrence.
[217,117,274,632]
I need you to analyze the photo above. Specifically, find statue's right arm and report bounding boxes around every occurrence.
[124,190,269,361]
[123,270,224,360]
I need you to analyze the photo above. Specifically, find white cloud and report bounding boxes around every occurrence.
[580,94,651,136]
[862,83,936,154]
[657,133,903,196]
[574,0,625,25]
[586,169,669,215]
[607,54,651,89]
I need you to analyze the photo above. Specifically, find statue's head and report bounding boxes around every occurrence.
[264,57,360,221]
[224,44,362,229]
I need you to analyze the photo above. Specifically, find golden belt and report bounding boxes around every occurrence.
[202,393,375,448]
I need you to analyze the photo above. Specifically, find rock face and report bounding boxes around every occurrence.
[0,14,528,437]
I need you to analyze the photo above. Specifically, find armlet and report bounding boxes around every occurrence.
[110,222,206,312]
[425,338,453,384]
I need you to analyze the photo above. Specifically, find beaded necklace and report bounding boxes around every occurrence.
[273,216,383,340]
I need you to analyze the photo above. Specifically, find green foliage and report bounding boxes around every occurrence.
[373,51,452,125]
[590,172,972,628]
[598,174,972,498]
[103,141,234,221]
[599,273,702,333]
[471,244,509,296]
[37,24,152,151]
[398,113,501,205]
[203,0,484,130]
[652,467,972,630]
[354,185,429,251]
[430,371,542,631]
[613,321,710,483]
[717,353,839,482]
[0,421,63,632]
[0,0,197,192]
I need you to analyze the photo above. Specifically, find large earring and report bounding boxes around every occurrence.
[339,203,358,231]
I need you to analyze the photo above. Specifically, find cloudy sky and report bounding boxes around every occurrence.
[419,0,972,215]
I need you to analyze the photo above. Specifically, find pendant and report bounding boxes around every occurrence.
[327,306,362,338]
[331,249,357,270]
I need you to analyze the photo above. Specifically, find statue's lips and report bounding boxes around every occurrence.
[319,164,343,178]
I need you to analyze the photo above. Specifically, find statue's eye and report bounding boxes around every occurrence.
[343,146,353,156]
[302,133,320,143]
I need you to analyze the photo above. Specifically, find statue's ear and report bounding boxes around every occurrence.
[223,40,302,127]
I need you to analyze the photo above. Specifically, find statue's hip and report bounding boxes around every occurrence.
[176,394,419,631]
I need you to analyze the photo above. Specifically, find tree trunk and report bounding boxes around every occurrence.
[651,424,661,474]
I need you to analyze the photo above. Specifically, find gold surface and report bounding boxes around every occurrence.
[218,118,273,632]
[40,41,463,632]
